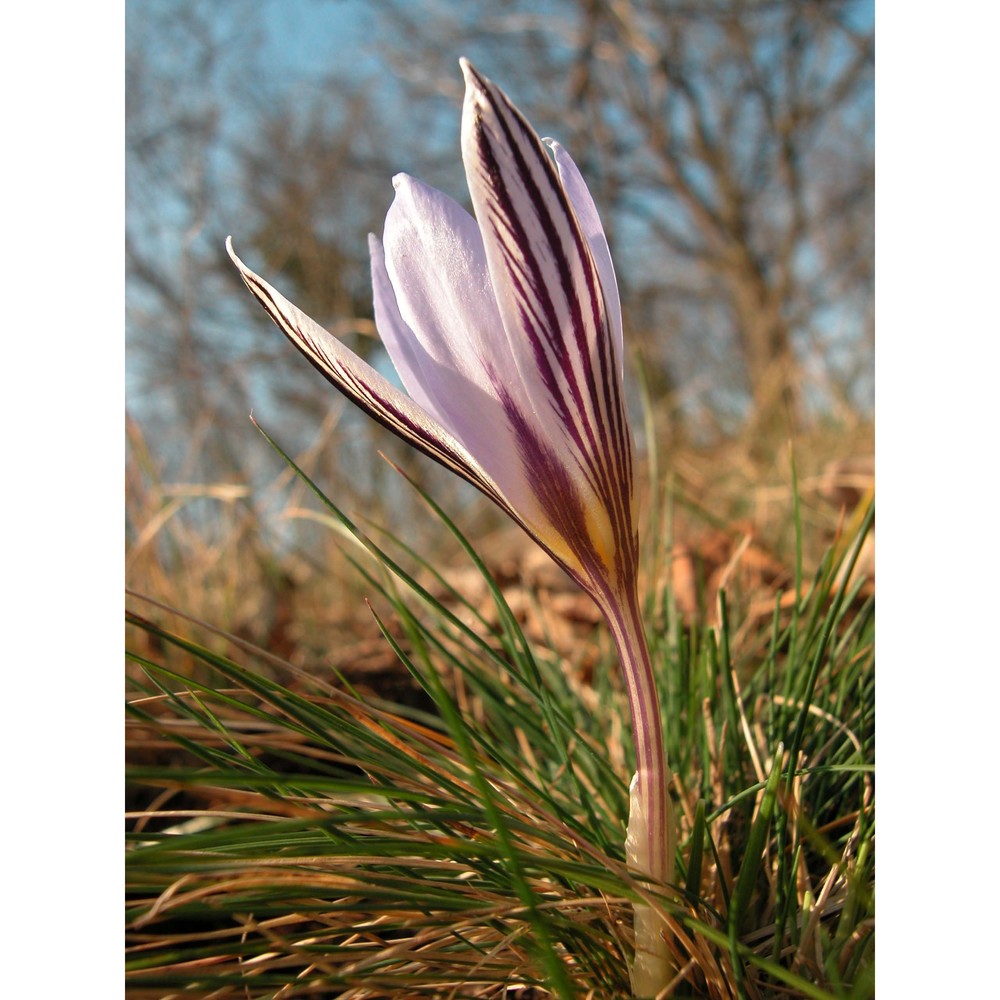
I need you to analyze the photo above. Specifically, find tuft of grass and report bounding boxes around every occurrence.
[126,424,873,998]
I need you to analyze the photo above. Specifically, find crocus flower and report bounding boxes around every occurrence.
[228,58,674,994]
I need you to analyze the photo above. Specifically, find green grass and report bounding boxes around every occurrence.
[126,430,874,999]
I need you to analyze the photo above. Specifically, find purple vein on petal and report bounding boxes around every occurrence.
[497,390,639,601]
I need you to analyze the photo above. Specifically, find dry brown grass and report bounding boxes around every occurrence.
[126,408,873,686]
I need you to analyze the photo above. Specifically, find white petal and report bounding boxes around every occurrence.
[368,232,448,424]
[379,175,511,402]
[377,177,545,512]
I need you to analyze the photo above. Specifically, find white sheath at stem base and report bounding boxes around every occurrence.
[626,771,676,998]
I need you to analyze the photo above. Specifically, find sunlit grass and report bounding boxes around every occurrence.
[126,421,873,998]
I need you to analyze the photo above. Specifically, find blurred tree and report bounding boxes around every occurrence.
[127,0,872,485]
[126,0,267,477]
[368,0,874,438]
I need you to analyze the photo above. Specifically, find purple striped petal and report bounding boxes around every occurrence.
[460,59,637,596]
[545,139,625,381]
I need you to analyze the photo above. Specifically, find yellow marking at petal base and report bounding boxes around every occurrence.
[532,526,585,579]
[532,502,614,582]
[583,502,615,577]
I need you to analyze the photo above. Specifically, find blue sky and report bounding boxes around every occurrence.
[259,1,375,75]
[126,0,878,443]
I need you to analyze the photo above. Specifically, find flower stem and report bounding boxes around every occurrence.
[603,586,676,997]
